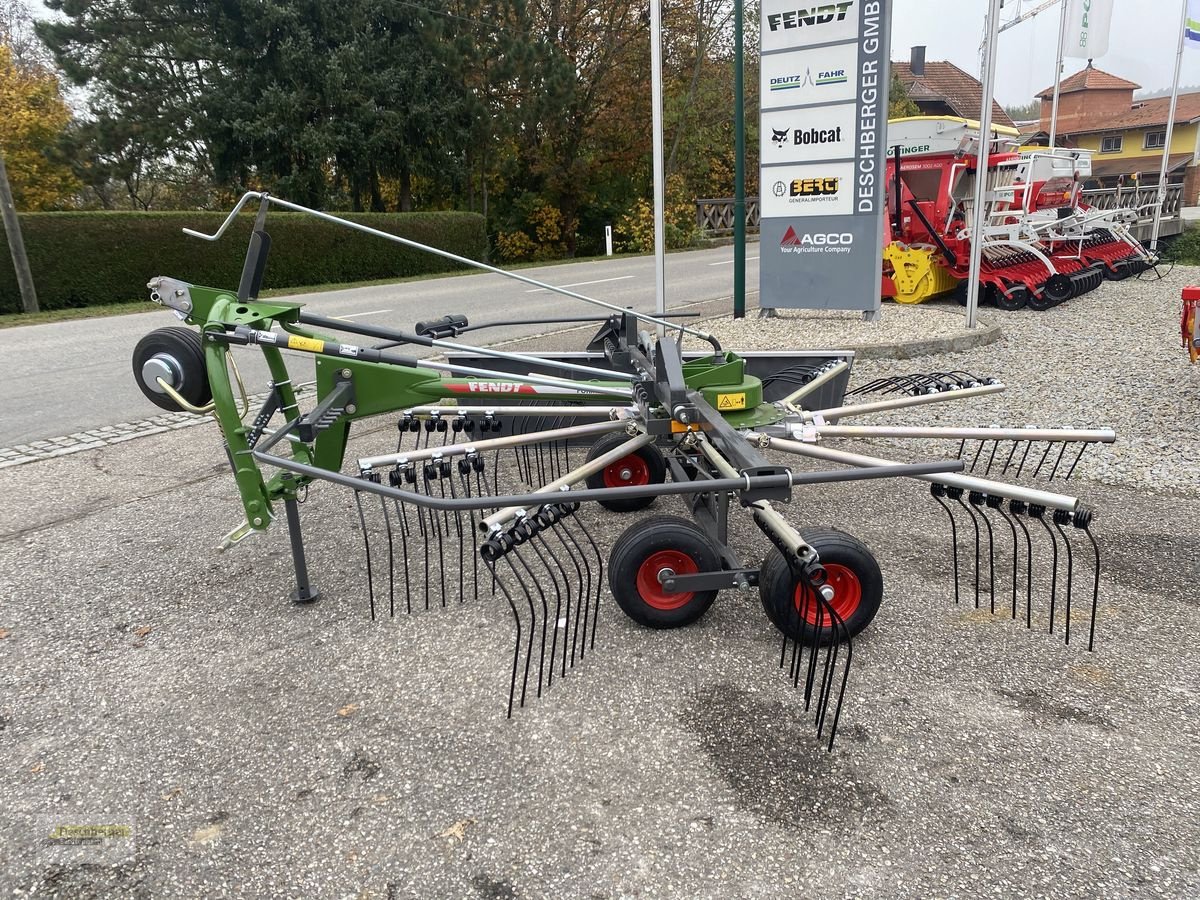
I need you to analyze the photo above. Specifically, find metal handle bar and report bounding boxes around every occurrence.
[184,191,722,352]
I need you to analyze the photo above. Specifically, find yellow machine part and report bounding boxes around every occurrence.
[883,243,961,305]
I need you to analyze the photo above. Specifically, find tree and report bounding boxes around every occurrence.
[0,43,78,209]
[889,72,919,119]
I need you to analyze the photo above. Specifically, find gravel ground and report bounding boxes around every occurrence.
[1,271,1198,898]
[704,266,1200,495]
[700,303,975,349]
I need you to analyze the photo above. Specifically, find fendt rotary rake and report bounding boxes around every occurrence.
[132,193,1117,749]
[883,117,1157,310]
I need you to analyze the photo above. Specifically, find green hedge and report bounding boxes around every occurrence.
[0,210,489,314]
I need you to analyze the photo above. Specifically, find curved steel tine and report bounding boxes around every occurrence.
[1064,443,1090,481]
[969,440,986,473]
[1047,442,1070,482]
[1002,441,1020,474]
[527,530,564,692]
[550,516,588,678]
[1032,442,1055,479]
[814,596,839,734]
[957,438,968,461]
[1011,502,1035,629]
[1053,512,1075,645]
[931,486,961,604]
[1014,441,1036,478]
[823,606,853,752]
[1033,509,1060,635]
[486,556,522,718]
[378,494,396,618]
[984,440,1000,477]
[803,590,823,706]
[1081,520,1102,651]
[573,511,606,652]
[394,499,413,614]
[445,464,467,604]
[954,491,983,608]
[354,489,376,621]
[991,497,1019,620]
[502,552,538,708]
[971,493,996,613]
[509,540,550,699]
[458,464,480,604]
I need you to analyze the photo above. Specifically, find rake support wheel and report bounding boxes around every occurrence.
[608,516,721,629]
[132,327,212,412]
[585,431,666,512]
[759,528,883,646]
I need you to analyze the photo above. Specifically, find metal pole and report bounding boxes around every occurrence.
[1152,0,1189,251]
[649,0,667,332]
[732,0,746,319]
[965,0,1004,330]
[1048,0,1068,147]
[0,151,38,314]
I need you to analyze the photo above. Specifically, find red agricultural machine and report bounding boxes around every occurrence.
[883,117,1156,310]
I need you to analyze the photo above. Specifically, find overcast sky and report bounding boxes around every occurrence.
[892,0,1200,107]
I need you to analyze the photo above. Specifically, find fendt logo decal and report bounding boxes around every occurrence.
[766,2,854,31]
[444,381,581,395]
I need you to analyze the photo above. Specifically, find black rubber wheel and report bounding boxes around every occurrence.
[1026,288,1057,311]
[131,327,211,411]
[608,515,721,629]
[584,431,666,512]
[993,286,1027,311]
[1042,273,1075,305]
[759,527,883,646]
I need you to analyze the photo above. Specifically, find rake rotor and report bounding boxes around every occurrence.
[131,192,1120,752]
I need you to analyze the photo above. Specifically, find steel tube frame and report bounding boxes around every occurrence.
[806,425,1116,443]
[358,418,627,471]
[762,436,1082,511]
[800,384,1006,422]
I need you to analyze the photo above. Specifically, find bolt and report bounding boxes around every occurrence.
[252,517,263,526]
[341,368,351,378]
[346,404,357,415]
[820,585,835,602]
[656,567,675,585]
[619,467,633,481]
[175,289,185,297]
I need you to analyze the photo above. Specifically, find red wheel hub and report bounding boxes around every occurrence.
[793,563,861,626]
[635,550,699,611]
[603,453,650,488]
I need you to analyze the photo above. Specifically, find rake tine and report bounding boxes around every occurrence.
[1053,510,1076,645]
[378,494,396,618]
[353,487,376,621]
[1010,501,1035,629]
[571,505,604,652]
[970,492,996,613]
[508,529,549,699]
[549,513,587,679]
[482,550,520,718]
[502,551,538,709]
[1075,508,1102,651]
[930,485,961,604]
[956,438,968,461]
[814,598,840,734]
[445,461,467,604]
[984,440,1001,477]
[522,525,561,694]
[1014,440,1036,478]
[1030,506,1060,635]
[458,458,480,604]
[1002,441,1020,474]
[990,495,1019,620]
[954,489,982,608]
[393,499,413,614]
[1032,442,1055,479]
[1046,442,1070,482]
[1064,443,1090,481]
[823,607,852,752]
[802,589,823,707]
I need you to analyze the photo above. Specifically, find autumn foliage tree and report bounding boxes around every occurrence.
[0,35,77,209]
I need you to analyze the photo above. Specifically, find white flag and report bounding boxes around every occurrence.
[1062,0,1114,59]
[1189,0,1200,49]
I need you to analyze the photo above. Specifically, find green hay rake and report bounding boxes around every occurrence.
[132,192,1116,748]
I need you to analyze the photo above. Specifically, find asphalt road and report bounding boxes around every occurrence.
[0,246,760,447]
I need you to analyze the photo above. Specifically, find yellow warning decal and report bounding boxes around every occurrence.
[670,421,701,433]
[287,334,325,353]
[716,392,746,411]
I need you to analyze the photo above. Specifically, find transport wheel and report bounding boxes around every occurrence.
[608,516,721,629]
[1042,273,1075,305]
[584,431,666,512]
[1105,261,1129,281]
[132,327,211,411]
[759,528,883,646]
[993,286,1027,311]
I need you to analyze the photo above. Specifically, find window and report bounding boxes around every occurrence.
[1100,135,1124,153]
[1144,131,1167,150]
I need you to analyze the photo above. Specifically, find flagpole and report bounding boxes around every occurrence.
[1049,0,1068,146]
[650,0,667,333]
[966,0,1004,330]
[1151,0,1189,251]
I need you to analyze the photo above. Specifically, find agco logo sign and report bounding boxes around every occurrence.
[779,225,853,255]
[766,2,854,32]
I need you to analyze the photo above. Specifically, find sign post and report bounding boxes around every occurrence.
[758,1,891,318]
